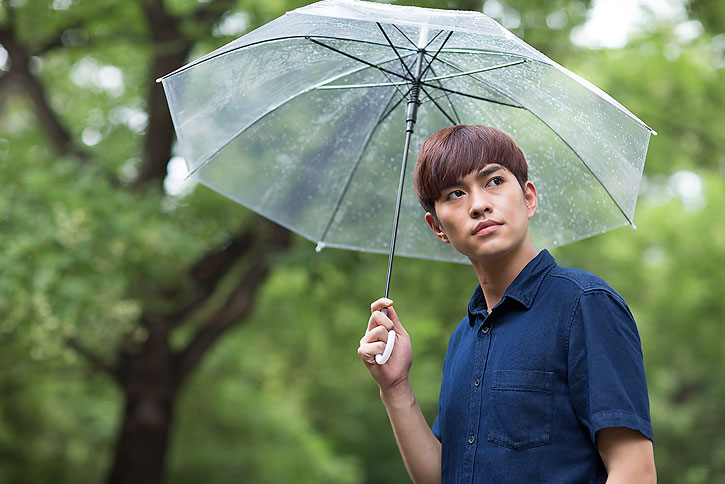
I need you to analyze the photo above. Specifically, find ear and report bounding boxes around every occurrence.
[524,181,538,220]
[425,212,450,243]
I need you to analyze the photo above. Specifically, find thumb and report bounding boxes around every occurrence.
[384,305,408,336]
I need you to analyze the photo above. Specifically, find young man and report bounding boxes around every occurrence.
[357,125,656,484]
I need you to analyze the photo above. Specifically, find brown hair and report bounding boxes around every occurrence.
[414,125,529,215]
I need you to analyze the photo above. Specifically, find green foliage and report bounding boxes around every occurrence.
[0,350,118,484]
[571,30,725,175]
[168,316,363,484]
[688,0,725,35]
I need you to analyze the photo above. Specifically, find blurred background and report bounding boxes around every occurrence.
[0,0,723,483]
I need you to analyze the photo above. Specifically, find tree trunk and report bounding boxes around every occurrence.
[106,322,177,484]
[104,223,291,484]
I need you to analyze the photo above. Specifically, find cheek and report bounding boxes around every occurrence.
[506,194,530,222]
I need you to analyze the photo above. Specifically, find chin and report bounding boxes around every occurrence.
[460,243,510,262]
[463,237,526,262]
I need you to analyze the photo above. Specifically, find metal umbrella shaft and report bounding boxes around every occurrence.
[376,48,425,366]
[384,48,426,299]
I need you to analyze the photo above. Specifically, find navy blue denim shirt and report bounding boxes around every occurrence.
[431,250,652,484]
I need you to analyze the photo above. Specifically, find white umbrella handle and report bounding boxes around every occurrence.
[376,329,396,365]
[375,307,395,365]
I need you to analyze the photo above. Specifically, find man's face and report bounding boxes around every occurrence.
[425,164,537,263]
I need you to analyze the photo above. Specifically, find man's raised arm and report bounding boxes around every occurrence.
[358,299,442,484]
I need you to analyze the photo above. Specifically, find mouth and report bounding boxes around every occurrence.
[472,220,502,236]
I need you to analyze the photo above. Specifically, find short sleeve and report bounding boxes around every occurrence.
[567,290,653,444]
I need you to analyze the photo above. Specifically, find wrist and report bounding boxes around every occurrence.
[380,377,416,411]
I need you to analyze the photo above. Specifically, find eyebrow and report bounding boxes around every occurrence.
[447,164,505,188]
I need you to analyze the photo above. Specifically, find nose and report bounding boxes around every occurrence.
[468,187,492,218]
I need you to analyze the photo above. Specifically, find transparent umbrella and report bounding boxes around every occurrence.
[158,0,655,363]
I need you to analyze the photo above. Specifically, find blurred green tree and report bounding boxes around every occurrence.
[0,0,295,483]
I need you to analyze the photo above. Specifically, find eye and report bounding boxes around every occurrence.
[487,176,504,187]
[446,189,465,200]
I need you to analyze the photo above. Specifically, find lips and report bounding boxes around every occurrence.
[472,220,502,236]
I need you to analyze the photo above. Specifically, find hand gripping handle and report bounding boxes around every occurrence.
[375,307,395,365]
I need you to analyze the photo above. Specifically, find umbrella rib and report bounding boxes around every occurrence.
[422,29,445,51]
[419,82,523,109]
[184,55,409,179]
[416,58,527,122]
[429,47,539,58]
[423,60,527,83]
[307,36,415,107]
[306,37,412,82]
[316,87,404,249]
[426,64,463,124]
[377,23,414,79]
[374,60,417,102]
[430,56,524,107]
[381,86,411,120]
[419,30,454,80]
[391,24,418,49]
[316,80,408,90]
[314,54,418,110]
[420,85,458,125]
[527,111,635,225]
[158,36,417,80]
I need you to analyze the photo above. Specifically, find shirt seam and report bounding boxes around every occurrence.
[564,288,627,361]
[564,292,582,363]
[591,409,640,419]
[548,271,621,298]
[589,410,654,441]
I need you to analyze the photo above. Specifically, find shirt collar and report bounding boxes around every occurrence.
[467,249,557,324]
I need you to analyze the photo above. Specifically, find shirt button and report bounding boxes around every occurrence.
[480,325,491,334]
[474,378,480,387]
[468,435,475,444]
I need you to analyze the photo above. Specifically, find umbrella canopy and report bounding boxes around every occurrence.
[158,0,654,266]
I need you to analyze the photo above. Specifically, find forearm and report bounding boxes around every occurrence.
[381,380,442,484]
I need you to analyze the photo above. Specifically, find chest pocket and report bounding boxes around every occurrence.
[488,370,553,450]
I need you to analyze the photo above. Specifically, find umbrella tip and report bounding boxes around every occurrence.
[632,223,638,230]
[315,241,326,253]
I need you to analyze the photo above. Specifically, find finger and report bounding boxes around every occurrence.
[370,298,394,314]
[387,307,408,336]
[367,309,394,332]
[360,325,392,345]
[358,341,386,361]
[385,304,400,324]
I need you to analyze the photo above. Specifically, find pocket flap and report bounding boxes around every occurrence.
[492,370,552,393]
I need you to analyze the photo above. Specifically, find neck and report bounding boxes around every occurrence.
[470,237,538,313]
